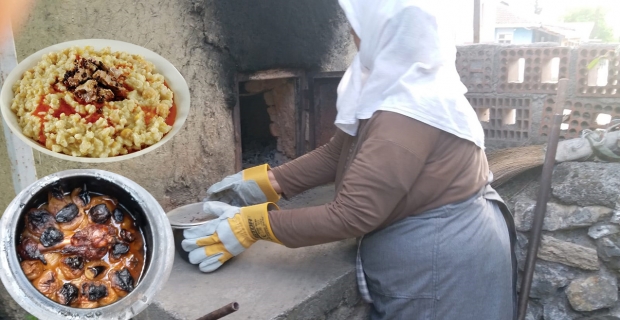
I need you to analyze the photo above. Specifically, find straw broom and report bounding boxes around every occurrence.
[486,129,620,188]
[487,145,546,188]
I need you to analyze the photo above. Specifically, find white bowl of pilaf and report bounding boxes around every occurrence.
[0,39,190,163]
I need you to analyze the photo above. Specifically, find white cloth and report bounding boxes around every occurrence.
[336,0,485,149]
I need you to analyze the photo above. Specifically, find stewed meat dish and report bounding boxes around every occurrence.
[17,185,145,308]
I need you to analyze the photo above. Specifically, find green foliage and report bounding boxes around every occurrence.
[587,46,620,70]
[563,6,615,42]
[25,315,38,320]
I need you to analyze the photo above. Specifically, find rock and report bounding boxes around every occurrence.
[597,235,620,270]
[0,281,28,320]
[543,203,582,231]
[263,91,275,106]
[556,206,613,231]
[543,295,583,320]
[611,211,620,224]
[516,232,529,271]
[537,235,599,271]
[529,261,578,299]
[552,162,620,208]
[525,300,543,320]
[575,317,620,320]
[515,201,536,232]
[513,201,610,232]
[566,272,618,312]
[589,223,620,240]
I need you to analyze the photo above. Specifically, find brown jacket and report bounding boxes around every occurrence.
[269,111,488,248]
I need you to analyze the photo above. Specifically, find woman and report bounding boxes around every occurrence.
[182,0,517,319]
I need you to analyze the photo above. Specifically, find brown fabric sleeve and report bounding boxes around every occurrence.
[269,116,441,248]
[271,130,346,198]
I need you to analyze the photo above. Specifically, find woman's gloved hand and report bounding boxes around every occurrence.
[181,201,281,273]
[205,164,280,207]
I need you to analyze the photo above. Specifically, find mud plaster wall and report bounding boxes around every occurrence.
[5,0,354,212]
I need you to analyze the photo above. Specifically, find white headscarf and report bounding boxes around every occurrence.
[336,0,485,149]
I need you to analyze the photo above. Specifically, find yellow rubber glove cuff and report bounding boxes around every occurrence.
[228,202,283,246]
[243,164,281,203]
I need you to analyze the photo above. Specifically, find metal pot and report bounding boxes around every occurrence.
[166,202,218,263]
[0,169,175,320]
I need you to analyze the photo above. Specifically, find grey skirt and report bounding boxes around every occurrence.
[360,187,516,320]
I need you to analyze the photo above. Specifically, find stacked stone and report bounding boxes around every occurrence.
[507,162,620,320]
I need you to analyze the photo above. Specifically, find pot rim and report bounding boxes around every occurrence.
[0,169,175,320]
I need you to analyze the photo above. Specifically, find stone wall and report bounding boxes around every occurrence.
[457,43,620,151]
[500,162,620,319]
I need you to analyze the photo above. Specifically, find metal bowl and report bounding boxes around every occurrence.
[0,169,175,320]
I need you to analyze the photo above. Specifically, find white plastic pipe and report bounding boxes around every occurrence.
[1,24,37,194]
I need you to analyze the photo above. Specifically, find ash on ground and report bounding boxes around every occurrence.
[242,140,290,169]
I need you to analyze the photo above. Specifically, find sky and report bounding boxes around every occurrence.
[505,0,620,37]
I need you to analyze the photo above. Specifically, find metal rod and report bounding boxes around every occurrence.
[473,0,481,43]
[516,114,562,320]
[196,302,240,320]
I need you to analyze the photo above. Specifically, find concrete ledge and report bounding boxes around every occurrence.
[139,185,368,320]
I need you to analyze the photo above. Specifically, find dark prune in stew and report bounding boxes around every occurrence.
[55,203,79,223]
[58,283,79,306]
[120,229,135,243]
[82,282,108,301]
[40,227,64,247]
[27,209,55,234]
[86,266,106,278]
[112,208,124,222]
[63,256,84,270]
[89,204,111,224]
[51,186,65,200]
[18,238,46,264]
[111,242,130,258]
[78,184,90,206]
[111,268,134,292]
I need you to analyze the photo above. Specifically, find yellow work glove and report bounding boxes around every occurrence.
[181,201,281,273]
[205,164,280,207]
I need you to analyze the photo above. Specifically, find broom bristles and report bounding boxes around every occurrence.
[487,145,545,187]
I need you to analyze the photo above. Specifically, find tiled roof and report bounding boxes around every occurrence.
[496,3,539,26]
[538,22,595,40]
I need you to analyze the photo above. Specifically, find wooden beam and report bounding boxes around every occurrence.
[474,0,481,43]
[232,74,242,172]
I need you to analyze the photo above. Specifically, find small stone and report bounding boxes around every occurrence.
[549,206,613,231]
[542,203,578,231]
[611,211,620,224]
[263,91,275,106]
[543,296,582,320]
[589,223,620,240]
[566,272,618,312]
[537,235,599,270]
[512,202,610,232]
[514,201,535,232]
[610,303,620,317]
[552,162,620,208]
[524,300,543,320]
[529,261,577,298]
[516,232,529,271]
[244,80,264,93]
[597,235,620,270]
